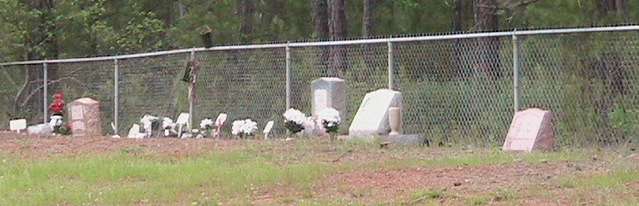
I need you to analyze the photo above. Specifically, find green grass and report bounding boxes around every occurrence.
[363,148,590,171]
[408,188,447,205]
[0,139,633,205]
[560,167,639,190]
[0,150,331,205]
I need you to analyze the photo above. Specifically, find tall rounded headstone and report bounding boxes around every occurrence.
[311,77,346,122]
[67,98,102,137]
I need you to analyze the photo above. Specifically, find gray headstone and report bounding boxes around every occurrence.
[503,108,555,152]
[311,77,346,121]
[349,89,402,139]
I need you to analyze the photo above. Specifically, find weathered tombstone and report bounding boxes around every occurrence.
[9,119,27,133]
[263,121,274,139]
[311,78,346,121]
[503,108,555,152]
[67,98,102,137]
[349,89,402,139]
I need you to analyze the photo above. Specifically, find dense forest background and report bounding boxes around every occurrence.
[0,0,636,61]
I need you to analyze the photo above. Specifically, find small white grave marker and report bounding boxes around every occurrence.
[503,108,555,152]
[127,124,144,139]
[176,113,190,138]
[263,121,274,139]
[9,119,27,133]
[214,113,228,138]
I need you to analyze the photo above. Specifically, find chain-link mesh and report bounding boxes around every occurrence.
[47,61,115,134]
[118,53,188,134]
[519,31,639,146]
[395,37,514,146]
[1,28,637,145]
[0,64,44,128]
[195,48,286,136]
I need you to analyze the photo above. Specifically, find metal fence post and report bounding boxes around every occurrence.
[387,41,394,90]
[113,59,119,135]
[189,49,195,130]
[512,31,520,113]
[42,61,48,124]
[285,42,291,110]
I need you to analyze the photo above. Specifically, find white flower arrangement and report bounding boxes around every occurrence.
[198,118,214,138]
[200,118,214,129]
[162,117,177,137]
[231,119,258,137]
[318,108,341,134]
[283,108,307,134]
[140,114,159,138]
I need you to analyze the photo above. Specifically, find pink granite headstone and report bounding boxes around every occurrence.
[503,108,555,152]
[67,98,102,137]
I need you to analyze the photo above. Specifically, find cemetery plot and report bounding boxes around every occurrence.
[0,132,636,205]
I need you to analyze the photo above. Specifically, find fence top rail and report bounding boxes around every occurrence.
[1,25,638,66]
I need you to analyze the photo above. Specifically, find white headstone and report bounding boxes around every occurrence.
[215,113,227,127]
[311,78,346,121]
[263,121,274,139]
[27,124,52,136]
[503,108,555,152]
[349,89,402,138]
[127,124,143,139]
[176,113,190,126]
[9,119,27,133]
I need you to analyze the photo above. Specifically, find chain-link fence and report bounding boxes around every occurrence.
[1,26,638,146]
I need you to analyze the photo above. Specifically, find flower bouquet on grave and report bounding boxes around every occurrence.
[318,108,341,141]
[231,119,258,138]
[199,118,214,138]
[283,108,307,135]
[162,117,177,137]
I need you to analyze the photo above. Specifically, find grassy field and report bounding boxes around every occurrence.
[0,135,637,205]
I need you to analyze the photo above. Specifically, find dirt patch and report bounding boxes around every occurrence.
[312,162,600,205]
[0,132,242,159]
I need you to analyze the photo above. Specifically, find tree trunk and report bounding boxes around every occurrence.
[596,0,628,23]
[473,0,501,79]
[312,0,330,39]
[452,0,474,79]
[362,0,377,38]
[329,0,347,76]
[16,0,59,121]
[238,0,256,43]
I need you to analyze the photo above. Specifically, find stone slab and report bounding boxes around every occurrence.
[311,77,346,122]
[382,134,426,145]
[27,123,52,136]
[67,98,102,137]
[348,89,402,139]
[503,108,555,152]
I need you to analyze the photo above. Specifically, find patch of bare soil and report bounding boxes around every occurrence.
[0,132,241,159]
[311,162,607,205]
